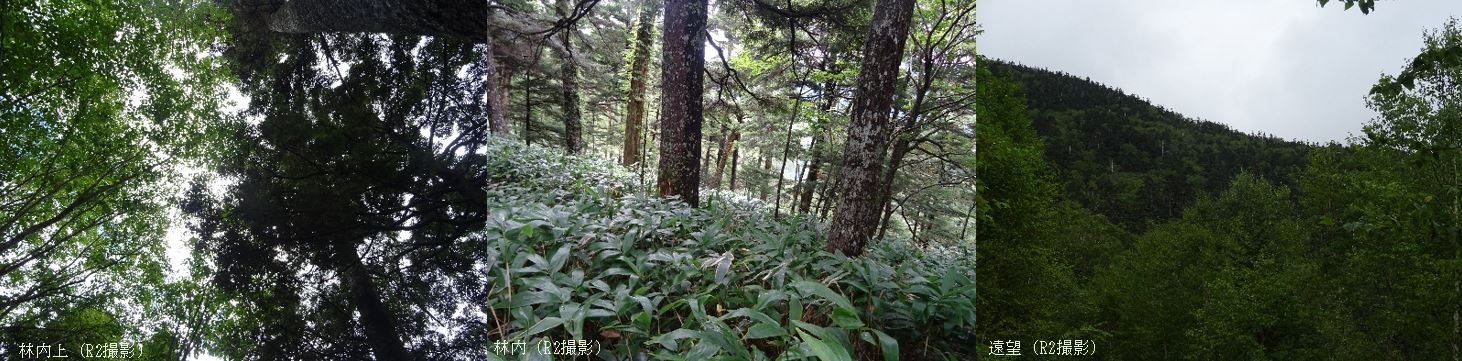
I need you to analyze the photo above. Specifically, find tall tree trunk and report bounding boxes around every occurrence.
[773,102,801,218]
[729,147,740,191]
[622,0,659,166]
[497,62,514,135]
[656,0,707,207]
[483,36,509,135]
[337,247,412,361]
[958,192,973,241]
[555,0,583,154]
[712,128,738,190]
[798,79,838,214]
[818,165,839,219]
[875,140,912,239]
[825,0,917,257]
[703,133,719,185]
[262,0,488,40]
[524,64,534,145]
[796,136,820,214]
[758,155,772,200]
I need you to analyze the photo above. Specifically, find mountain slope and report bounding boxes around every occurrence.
[985,59,1313,229]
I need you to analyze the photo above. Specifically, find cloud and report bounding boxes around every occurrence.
[978,0,1462,143]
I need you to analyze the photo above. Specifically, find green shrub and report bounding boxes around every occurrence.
[483,138,974,360]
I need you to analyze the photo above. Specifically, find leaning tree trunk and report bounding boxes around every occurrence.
[338,247,412,361]
[555,0,583,154]
[825,0,918,257]
[712,128,738,190]
[656,0,707,207]
[622,0,659,166]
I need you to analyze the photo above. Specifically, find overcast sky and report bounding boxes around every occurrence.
[978,0,1462,143]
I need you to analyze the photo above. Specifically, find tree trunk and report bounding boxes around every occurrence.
[524,64,534,145]
[796,136,821,214]
[797,79,838,214]
[758,155,772,200]
[875,140,912,239]
[555,0,583,154]
[622,0,658,166]
[729,147,740,191]
[825,0,917,257]
[656,0,707,207]
[958,192,974,241]
[497,62,514,135]
[816,173,832,218]
[712,128,738,190]
[773,102,801,218]
[703,133,719,185]
[483,36,510,135]
[337,247,412,361]
[263,0,488,40]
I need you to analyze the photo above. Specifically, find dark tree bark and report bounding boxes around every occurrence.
[728,147,740,191]
[622,0,659,166]
[555,0,583,153]
[524,64,534,145]
[825,0,917,257]
[711,128,738,189]
[484,37,510,135]
[338,247,413,361]
[656,0,708,207]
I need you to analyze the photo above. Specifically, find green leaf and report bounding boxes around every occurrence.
[519,317,565,339]
[830,306,865,329]
[790,296,804,322]
[726,307,779,325]
[686,340,721,359]
[792,280,854,310]
[559,303,585,340]
[484,349,508,361]
[746,322,788,339]
[548,245,571,273]
[797,329,852,361]
[868,329,900,361]
[653,328,699,349]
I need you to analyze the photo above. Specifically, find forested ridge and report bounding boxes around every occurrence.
[976,17,1462,359]
[987,59,1312,230]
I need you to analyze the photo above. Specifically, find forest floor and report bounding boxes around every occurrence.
[482,138,976,360]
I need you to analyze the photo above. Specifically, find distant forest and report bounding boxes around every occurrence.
[987,60,1313,230]
[976,19,1462,359]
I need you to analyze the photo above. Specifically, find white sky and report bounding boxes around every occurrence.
[978,0,1462,143]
